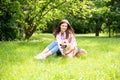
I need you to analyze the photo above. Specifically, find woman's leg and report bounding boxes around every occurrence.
[38,47,49,55]
[45,45,59,57]
[35,45,59,59]
[35,41,56,55]
[35,41,58,59]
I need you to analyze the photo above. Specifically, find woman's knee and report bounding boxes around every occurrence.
[50,46,59,54]
[47,41,57,50]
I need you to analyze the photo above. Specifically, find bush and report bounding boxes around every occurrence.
[0,16,19,41]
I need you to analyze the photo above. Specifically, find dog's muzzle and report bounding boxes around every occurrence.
[60,44,67,49]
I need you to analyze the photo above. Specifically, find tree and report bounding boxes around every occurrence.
[0,0,22,40]
[18,0,68,39]
[105,0,120,37]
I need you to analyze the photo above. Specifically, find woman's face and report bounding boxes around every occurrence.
[60,23,68,33]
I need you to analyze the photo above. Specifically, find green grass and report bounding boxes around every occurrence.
[0,33,120,80]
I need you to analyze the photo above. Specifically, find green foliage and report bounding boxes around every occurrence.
[103,0,120,37]
[0,0,22,41]
[18,0,69,39]
[0,0,120,40]
[0,19,19,41]
[0,34,120,79]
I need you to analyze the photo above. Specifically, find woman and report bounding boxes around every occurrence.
[35,19,86,59]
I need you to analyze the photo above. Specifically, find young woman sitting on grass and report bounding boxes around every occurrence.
[34,19,87,59]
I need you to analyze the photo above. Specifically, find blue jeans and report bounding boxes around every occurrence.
[47,41,59,54]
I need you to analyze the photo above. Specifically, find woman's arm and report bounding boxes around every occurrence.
[69,33,77,47]
[56,34,65,56]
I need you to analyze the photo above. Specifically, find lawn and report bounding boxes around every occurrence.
[0,33,120,80]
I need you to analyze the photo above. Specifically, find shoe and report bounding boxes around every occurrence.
[34,54,46,59]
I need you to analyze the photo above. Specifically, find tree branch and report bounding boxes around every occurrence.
[32,1,51,21]
[36,1,67,25]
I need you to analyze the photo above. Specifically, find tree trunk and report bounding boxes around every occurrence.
[24,15,37,39]
[24,25,37,39]
[52,19,56,31]
[95,19,99,36]
[95,25,99,36]
[106,22,111,38]
[108,25,111,38]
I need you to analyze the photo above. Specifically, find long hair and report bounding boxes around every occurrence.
[53,19,75,39]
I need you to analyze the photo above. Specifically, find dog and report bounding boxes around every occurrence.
[60,39,87,58]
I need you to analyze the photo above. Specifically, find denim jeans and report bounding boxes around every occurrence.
[47,41,59,54]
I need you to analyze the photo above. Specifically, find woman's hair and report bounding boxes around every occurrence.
[53,19,75,39]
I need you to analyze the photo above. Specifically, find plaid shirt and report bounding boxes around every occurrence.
[56,32,77,53]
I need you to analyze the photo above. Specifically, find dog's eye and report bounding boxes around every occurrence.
[64,42,66,43]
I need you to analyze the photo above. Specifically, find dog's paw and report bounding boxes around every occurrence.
[67,54,73,58]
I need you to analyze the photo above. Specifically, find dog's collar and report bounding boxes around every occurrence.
[65,47,75,55]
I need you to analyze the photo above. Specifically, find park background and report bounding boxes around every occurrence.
[0,0,120,80]
[0,0,120,40]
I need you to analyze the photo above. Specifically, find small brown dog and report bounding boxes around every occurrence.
[60,39,87,57]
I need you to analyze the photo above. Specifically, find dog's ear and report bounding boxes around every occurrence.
[68,39,71,43]
[67,36,72,43]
